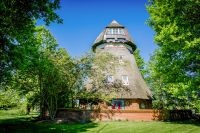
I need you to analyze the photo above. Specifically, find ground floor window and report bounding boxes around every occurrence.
[140,102,145,109]
[112,99,125,110]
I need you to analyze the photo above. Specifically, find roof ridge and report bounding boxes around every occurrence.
[106,20,124,28]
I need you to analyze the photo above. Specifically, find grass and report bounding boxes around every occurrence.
[0,110,200,133]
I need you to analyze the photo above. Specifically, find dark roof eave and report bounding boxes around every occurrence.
[106,26,125,28]
[112,98,152,100]
[92,41,137,52]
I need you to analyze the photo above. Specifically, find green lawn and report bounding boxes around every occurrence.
[0,110,199,133]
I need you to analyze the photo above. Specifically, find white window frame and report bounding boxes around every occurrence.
[122,75,129,85]
[106,29,111,34]
[113,28,118,34]
[119,29,125,35]
[107,75,114,83]
[106,28,124,35]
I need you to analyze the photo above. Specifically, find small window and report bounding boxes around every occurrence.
[122,75,129,85]
[117,38,126,42]
[140,103,145,109]
[113,28,118,34]
[107,29,114,34]
[119,55,124,60]
[107,29,112,34]
[107,75,114,83]
[107,28,124,35]
[106,38,115,43]
[119,55,124,64]
[119,29,125,35]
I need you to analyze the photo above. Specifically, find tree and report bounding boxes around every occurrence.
[146,0,200,111]
[0,89,20,110]
[134,49,146,78]
[0,0,62,87]
[63,53,94,108]
[7,26,61,119]
[80,51,130,109]
[8,26,94,119]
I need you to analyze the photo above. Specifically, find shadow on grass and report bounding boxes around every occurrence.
[165,120,200,127]
[0,116,98,133]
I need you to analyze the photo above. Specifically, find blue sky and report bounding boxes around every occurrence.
[42,0,157,62]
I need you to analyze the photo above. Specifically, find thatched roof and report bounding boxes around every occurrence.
[90,20,152,100]
[98,49,152,100]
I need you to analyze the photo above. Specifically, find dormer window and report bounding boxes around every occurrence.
[107,75,114,83]
[122,75,129,85]
[119,55,124,64]
[106,28,125,35]
[107,29,112,34]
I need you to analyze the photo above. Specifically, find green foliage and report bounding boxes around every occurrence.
[0,24,95,119]
[0,89,29,115]
[134,49,146,77]
[146,0,200,111]
[0,89,20,110]
[0,0,62,87]
[6,26,95,120]
[80,51,131,105]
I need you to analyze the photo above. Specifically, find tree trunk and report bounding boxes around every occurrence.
[39,73,48,119]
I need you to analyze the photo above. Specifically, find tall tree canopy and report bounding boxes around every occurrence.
[8,26,92,119]
[147,0,200,111]
[0,0,62,86]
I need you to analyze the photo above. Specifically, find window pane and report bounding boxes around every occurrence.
[107,29,111,34]
[119,55,124,60]
[113,28,117,34]
[119,29,124,35]
[122,75,129,85]
[107,75,114,83]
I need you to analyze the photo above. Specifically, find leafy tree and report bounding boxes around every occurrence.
[134,49,146,77]
[8,26,94,119]
[64,54,94,108]
[0,0,62,87]
[80,51,130,109]
[146,0,200,111]
[0,89,20,110]
[7,26,60,119]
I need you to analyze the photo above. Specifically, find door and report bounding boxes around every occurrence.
[112,99,125,110]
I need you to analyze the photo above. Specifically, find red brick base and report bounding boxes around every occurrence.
[56,109,161,122]
[56,109,192,122]
[92,110,161,121]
